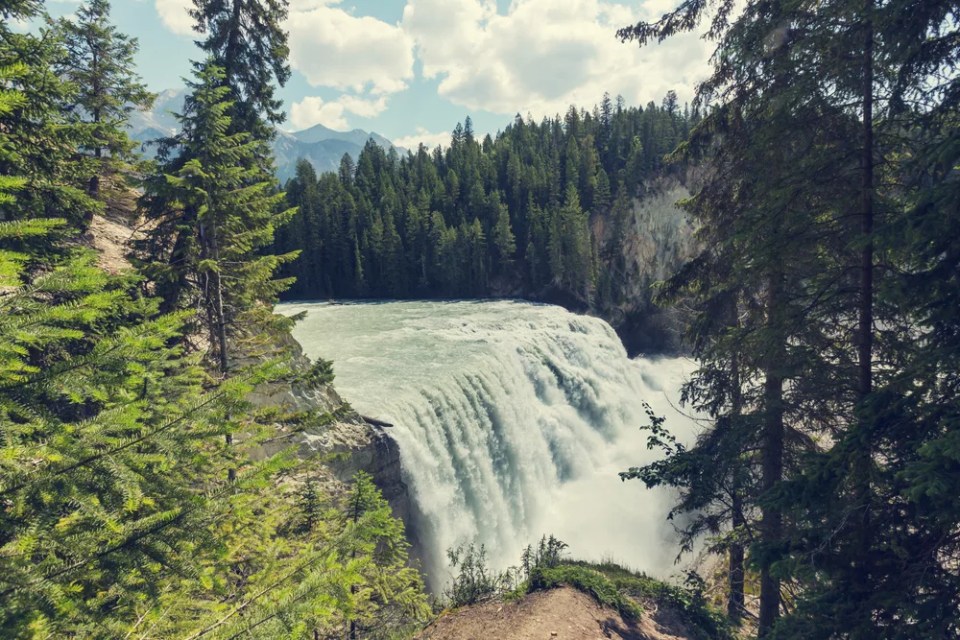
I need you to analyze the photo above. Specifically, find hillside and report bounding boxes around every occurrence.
[418,587,684,640]
[418,561,732,640]
[272,103,697,355]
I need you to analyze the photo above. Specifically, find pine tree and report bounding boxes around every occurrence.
[189,0,290,134]
[338,472,430,640]
[55,0,154,205]
[0,31,256,633]
[140,62,296,373]
[0,0,99,228]
[490,198,516,273]
[618,0,960,636]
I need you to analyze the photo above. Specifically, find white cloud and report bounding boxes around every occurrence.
[155,0,193,37]
[287,2,414,95]
[392,127,451,151]
[290,94,389,130]
[402,0,712,116]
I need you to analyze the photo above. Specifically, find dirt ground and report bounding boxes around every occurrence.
[415,587,691,640]
[89,213,138,274]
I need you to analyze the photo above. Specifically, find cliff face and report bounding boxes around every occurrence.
[246,333,412,525]
[593,175,697,355]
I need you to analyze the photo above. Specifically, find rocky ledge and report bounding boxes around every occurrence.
[247,331,412,526]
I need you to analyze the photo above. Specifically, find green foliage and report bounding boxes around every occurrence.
[338,472,431,640]
[273,98,692,309]
[519,534,568,577]
[619,0,960,635]
[569,562,733,640]
[0,1,99,229]
[0,4,430,637]
[443,536,729,640]
[54,0,154,204]
[137,61,297,369]
[304,356,335,386]
[0,221,267,637]
[189,0,291,132]
[528,564,643,621]
[445,543,500,607]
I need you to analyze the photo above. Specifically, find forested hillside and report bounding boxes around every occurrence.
[0,1,428,637]
[272,97,697,352]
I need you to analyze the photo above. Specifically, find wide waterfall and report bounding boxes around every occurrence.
[283,300,698,589]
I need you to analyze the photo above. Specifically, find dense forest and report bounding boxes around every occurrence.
[616,0,960,637]
[0,1,429,638]
[272,98,696,350]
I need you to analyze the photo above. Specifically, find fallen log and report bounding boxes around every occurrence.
[361,414,394,428]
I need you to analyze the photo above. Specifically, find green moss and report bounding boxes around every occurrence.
[565,560,735,640]
[527,565,644,620]
[527,560,734,640]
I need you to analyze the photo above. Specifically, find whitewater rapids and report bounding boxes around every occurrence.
[282,300,698,588]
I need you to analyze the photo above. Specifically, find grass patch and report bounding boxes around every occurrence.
[563,560,734,640]
[442,538,733,640]
[528,564,644,620]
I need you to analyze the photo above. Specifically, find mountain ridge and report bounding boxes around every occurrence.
[128,88,398,180]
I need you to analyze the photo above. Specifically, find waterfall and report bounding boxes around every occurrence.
[283,300,697,589]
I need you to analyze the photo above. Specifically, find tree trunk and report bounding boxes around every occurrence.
[201,217,233,481]
[87,146,101,201]
[85,99,102,228]
[727,300,746,624]
[759,271,785,637]
[161,225,193,315]
[224,0,244,94]
[204,219,229,377]
[728,488,746,623]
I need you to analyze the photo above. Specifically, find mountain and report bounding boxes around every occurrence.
[128,88,184,136]
[291,122,394,150]
[272,131,363,180]
[127,88,396,180]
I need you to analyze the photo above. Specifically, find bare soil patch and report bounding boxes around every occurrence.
[416,587,691,640]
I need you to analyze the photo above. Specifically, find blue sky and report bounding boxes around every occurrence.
[43,0,711,148]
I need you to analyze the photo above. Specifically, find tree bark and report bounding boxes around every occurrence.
[201,216,233,481]
[728,488,746,623]
[727,298,746,624]
[759,270,785,637]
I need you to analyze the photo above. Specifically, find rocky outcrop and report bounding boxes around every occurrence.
[593,175,697,355]
[246,332,413,526]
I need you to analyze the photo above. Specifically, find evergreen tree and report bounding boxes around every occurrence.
[1,5,431,639]
[138,1,296,372]
[618,0,960,636]
[55,0,154,205]
[0,26,256,633]
[189,0,290,133]
[0,0,98,228]
[140,62,296,373]
[338,472,430,640]
[272,96,692,311]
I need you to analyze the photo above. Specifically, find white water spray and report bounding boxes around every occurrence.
[283,300,697,588]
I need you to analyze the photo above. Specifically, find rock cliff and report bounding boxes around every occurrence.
[246,332,413,526]
[593,175,697,355]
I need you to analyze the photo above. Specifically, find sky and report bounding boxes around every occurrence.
[41,0,713,148]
